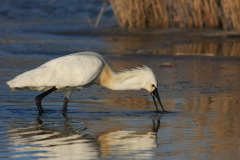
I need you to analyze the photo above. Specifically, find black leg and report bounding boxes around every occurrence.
[36,116,43,124]
[152,118,161,132]
[62,98,68,114]
[35,87,57,115]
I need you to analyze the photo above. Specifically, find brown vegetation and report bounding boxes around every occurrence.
[109,0,240,30]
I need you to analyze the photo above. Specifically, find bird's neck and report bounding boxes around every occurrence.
[98,65,142,91]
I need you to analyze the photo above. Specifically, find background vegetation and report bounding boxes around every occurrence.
[109,0,240,30]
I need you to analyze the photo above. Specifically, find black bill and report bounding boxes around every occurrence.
[151,87,166,112]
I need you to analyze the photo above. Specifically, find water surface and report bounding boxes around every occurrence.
[1,53,240,159]
[1,96,240,159]
[0,0,240,159]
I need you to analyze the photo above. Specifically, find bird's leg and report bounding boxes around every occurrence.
[62,90,73,115]
[35,87,57,115]
[62,98,68,114]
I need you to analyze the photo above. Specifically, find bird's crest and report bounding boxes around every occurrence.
[116,65,156,83]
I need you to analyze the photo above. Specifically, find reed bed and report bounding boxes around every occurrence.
[109,0,240,30]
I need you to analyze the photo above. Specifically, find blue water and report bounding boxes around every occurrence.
[1,52,240,159]
[1,96,240,159]
[0,0,113,21]
[0,0,240,159]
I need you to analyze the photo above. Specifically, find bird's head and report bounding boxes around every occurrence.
[139,66,166,112]
[142,78,158,93]
[115,65,166,112]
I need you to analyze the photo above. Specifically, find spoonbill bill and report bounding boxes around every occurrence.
[7,52,166,115]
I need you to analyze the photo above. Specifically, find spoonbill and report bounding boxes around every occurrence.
[7,52,166,115]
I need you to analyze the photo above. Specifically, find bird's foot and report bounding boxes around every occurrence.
[36,116,43,124]
[62,109,67,117]
[155,110,167,114]
[38,110,44,116]
[62,112,67,117]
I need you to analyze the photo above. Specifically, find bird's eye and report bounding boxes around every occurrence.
[152,84,155,87]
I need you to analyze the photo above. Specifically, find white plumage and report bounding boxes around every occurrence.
[7,51,165,114]
[7,52,104,92]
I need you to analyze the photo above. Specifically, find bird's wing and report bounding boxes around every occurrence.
[7,54,104,90]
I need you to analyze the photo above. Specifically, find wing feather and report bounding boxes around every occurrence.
[7,52,104,91]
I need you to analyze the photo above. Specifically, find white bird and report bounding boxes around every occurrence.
[7,52,166,115]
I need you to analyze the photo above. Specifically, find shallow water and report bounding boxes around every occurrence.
[1,53,240,159]
[1,0,240,159]
[1,96,240,159]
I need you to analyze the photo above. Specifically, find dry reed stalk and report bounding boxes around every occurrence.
[86,17,94,28]
[109,0,240,30]
[221,0,240,30]
[94,0,108,28]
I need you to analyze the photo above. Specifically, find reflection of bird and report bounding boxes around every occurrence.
[8,116,97,160]
[7,52,166,115]
[99,118,161,158]
[152,118,161,133]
